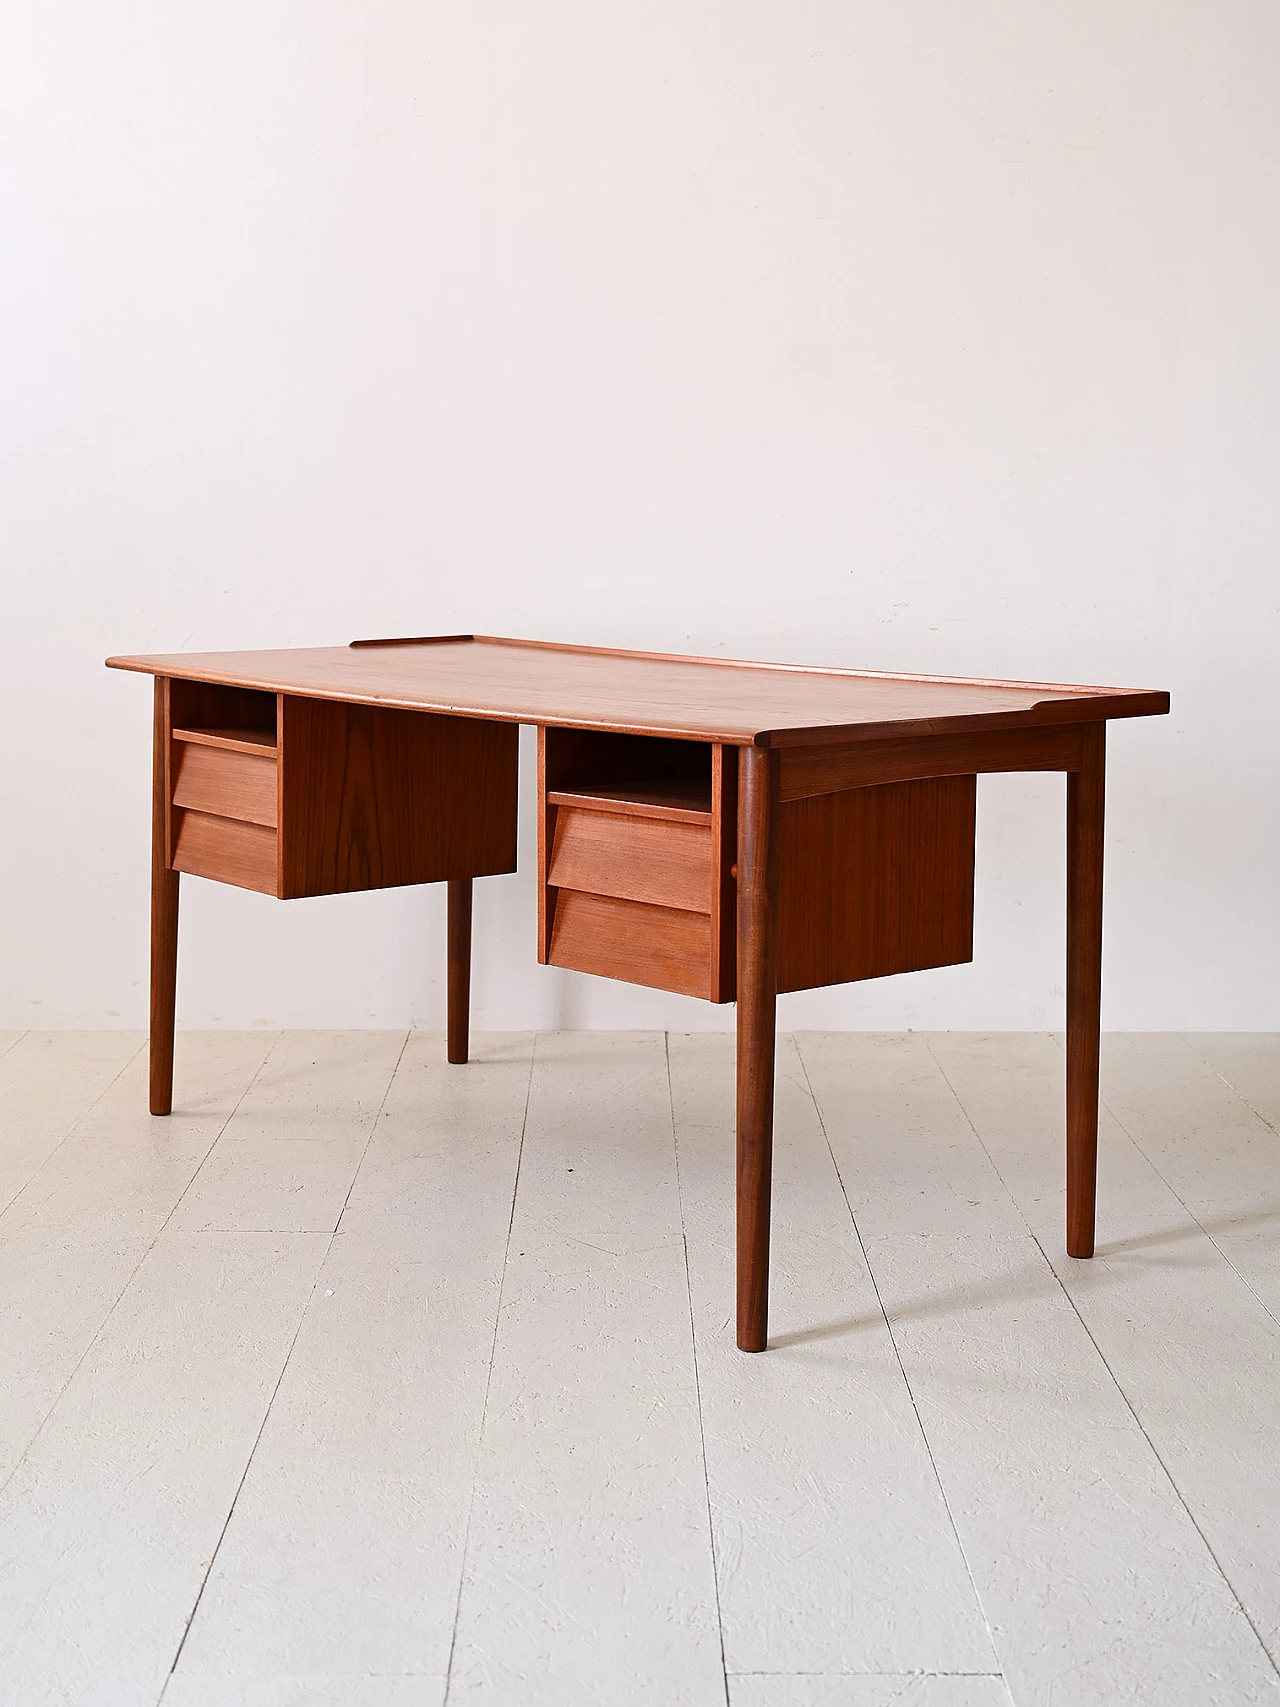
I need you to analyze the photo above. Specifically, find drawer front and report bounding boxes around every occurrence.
[548,807,713,914]
[172,808,278,896]
[548,890,711,999]
[172,742,278,829]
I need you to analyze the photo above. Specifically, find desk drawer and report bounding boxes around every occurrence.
[547,807,713,914]
[172,809,277,895]
[172,740,277,828]
[548,891,712,999]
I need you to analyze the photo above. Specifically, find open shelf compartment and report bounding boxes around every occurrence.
[542,730,713,820]
[168,681,278,747]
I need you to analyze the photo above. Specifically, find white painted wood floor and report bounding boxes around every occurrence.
[1,1030,1278,1707]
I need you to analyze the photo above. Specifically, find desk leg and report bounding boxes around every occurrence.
[1066,723,1105,1257]
[736,744,781,1352]
[447,877,473,1064]
[150,678,179,1116]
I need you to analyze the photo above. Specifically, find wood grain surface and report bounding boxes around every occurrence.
[171,810,278,896]
[779,723,1088,801]
[167,679,276,740]
[446,878,472,1066]
[547,891,712,998]
[777,778,977,993]
[107,635,1169,746]
[735,744,781,1351]
[710,743,738,1003]
[169,727,277,757]
[541,727,712,792]
[547,808,714,915]
[1066,723,1106,1258]
[277,697,517,899]
[171,742,278,829]
[546,781,711,824]
[149,678,179,1116]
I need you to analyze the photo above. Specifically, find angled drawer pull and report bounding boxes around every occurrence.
[172,809,277,896]
[549,891,712,1000]
[548,807,713,915]
[172,740,278,829]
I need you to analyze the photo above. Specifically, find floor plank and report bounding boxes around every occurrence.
[164,1680,442,1707]
[0,1031,276,1486]
[446,1031,725,1707]
[869,1232,1278,1707]
[0,1229,328,1707]
[728,1678,1010,1707]
[1187,1035,1280,1133]
[668,1032,995,1678]
[795,1033,1024,1245]
[799,1034,1280,1707]
[0,1030,144,1214]
[930,1032,1280,1674]
[167,1031,407,1233]
[1100,1034,1280,1322]
[171,1034,533,1690]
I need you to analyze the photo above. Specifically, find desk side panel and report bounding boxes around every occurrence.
[778,777,976,993]
[278,698,518,899]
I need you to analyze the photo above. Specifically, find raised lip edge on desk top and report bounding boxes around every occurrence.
[105,633,1171,747]
[348,632,1154,696]
[170,725,278,755]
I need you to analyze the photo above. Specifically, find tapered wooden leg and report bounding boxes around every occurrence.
[1066,722,1105,1257]
[736,744,781,1352]
[150,678,179,1116]
[447,877,473,1065]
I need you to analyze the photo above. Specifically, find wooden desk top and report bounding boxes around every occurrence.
[106,634,1169,747]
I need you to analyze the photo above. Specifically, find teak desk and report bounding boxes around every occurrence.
[107,636,1169,1351]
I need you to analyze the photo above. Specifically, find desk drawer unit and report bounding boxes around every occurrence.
[538,726,976,1001]
[539,729,736,1001]
[164,680,518,899]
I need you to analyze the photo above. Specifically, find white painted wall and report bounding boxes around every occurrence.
[2,2,1276,1031]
